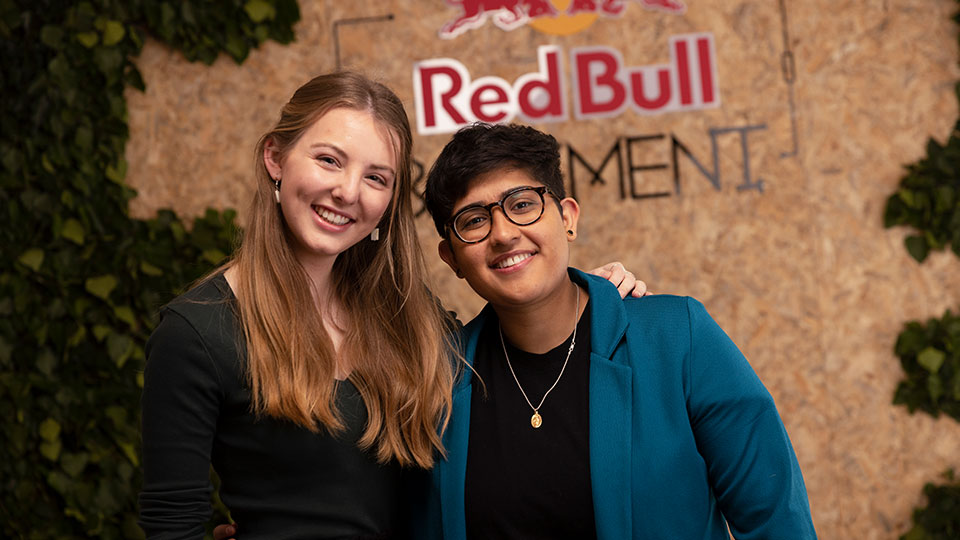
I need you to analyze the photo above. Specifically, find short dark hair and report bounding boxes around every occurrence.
[424,123,565,236]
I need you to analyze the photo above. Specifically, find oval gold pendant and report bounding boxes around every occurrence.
[531,412,542,429]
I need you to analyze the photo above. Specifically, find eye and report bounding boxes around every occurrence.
[366,174,388,186]
[316,155,339,167]
[507,194,540,214]
[456,211,488,231]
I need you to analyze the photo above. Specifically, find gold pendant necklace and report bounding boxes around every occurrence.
[500,286,579,429]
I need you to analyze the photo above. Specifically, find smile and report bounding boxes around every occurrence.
[313,206,352,226]
[492,253,532,269]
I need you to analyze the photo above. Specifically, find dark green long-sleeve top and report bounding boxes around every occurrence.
[139,274,414,539]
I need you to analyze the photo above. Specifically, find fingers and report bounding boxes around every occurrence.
[631,277,650,298]
[213,524,237,540]
[616,269,637,299]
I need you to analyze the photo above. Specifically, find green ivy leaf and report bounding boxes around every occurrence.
[66,325,87,348]
[39,418,61,442]
[898,188,917,208]
[901,524,928,540]
[224,34,248,62]
[61,452,89,478]
[105,159,127,183]
[140,261,163,276]
[37,348,57,376]
[106,333,134,368]
[905,235,929,262]
[46,470,71,495]
[244,0,276,22]
[76,31,99,48]
[40,440,62,462]
[18,248,44,271]
[85,275,118,301]
[117,440,139,466]
[202,249,227,264]
[105,406,126,428]
[113,305,136,329]
[102,20,125,46]
[61,218,85,245]
[92,324,112,342]
[40,25,64,48]
[917,347,946,373]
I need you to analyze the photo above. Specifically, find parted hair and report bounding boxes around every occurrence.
[424,122,565,236]
[223,72,455,467]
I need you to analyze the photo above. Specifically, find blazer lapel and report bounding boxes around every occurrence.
[572,270,634,540]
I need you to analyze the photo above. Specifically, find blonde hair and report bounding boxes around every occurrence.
[224,72,455,467]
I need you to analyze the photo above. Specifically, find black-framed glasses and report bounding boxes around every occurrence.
[445,186,553,244]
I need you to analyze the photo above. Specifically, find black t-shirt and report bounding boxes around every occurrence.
[464,300,597,540]
[139,274,412,539]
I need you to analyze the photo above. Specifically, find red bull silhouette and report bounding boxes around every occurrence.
[439,0,558,39]
[569,0,685,16]
[440,0,686,38]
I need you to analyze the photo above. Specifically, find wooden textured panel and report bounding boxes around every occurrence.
[124,1,960,537]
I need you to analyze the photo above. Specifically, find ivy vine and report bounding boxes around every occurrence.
[889,2,960,539]
[893,309,960,422]
[0,0,298,538]
[884,121,960,263]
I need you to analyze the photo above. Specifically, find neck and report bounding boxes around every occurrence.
[295,252,337,304]
[495,279,586,354]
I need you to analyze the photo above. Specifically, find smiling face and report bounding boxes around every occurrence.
[264,107,397,271]
[438,167,580,310]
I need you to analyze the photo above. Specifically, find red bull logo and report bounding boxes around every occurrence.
[439,0,686,39]
[413,33,717,135]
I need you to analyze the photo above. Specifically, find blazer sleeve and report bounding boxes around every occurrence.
[138,308,223,539]
[683,297,817,540]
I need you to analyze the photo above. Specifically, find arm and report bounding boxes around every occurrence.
[139,309,223,539]
[684,298,817,540]
[587,261,649,298]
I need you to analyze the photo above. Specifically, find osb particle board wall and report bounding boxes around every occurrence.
[124,1,960,537]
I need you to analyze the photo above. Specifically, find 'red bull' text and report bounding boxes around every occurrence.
[412,33,718,135]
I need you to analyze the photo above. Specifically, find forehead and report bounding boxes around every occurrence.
[298,107,397,168]
[455,167,544,209]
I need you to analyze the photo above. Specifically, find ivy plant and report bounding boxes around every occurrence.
[893,308,960,421]
[0,0,297,538]
[900,470,960,540]
[890,2,960,538]
[883,117,960,263]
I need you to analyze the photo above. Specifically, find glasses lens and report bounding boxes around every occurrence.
[503,188,544,225]
[454,207,491,243]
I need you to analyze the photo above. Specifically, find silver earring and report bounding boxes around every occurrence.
[274,178,281,204]
[370,227,379,241]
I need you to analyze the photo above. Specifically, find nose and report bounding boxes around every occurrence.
[331,173,361,205]
[487,206,520,245]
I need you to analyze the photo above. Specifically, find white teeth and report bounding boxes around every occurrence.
[495,253,531,269]
[314,206,350,226]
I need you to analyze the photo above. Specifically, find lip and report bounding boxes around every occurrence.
[489,251,535,273]
[312,204,355,231]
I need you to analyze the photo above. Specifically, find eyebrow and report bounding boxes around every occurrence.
[308,142,396,176]
[454,184,538,214]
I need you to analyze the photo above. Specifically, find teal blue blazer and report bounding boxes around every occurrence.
[419,269,817,540]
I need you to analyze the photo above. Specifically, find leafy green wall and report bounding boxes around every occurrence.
[0,1,297,537]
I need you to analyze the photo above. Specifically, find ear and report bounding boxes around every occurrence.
[438,239,464,279]
[263,138,282,181]
[559,197,581,241]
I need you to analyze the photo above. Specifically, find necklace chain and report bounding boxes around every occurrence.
[500,286,579,429]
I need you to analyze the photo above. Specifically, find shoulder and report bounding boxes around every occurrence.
[148,275,240,367]
[621,294,704,331]
[160,275,236,331]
